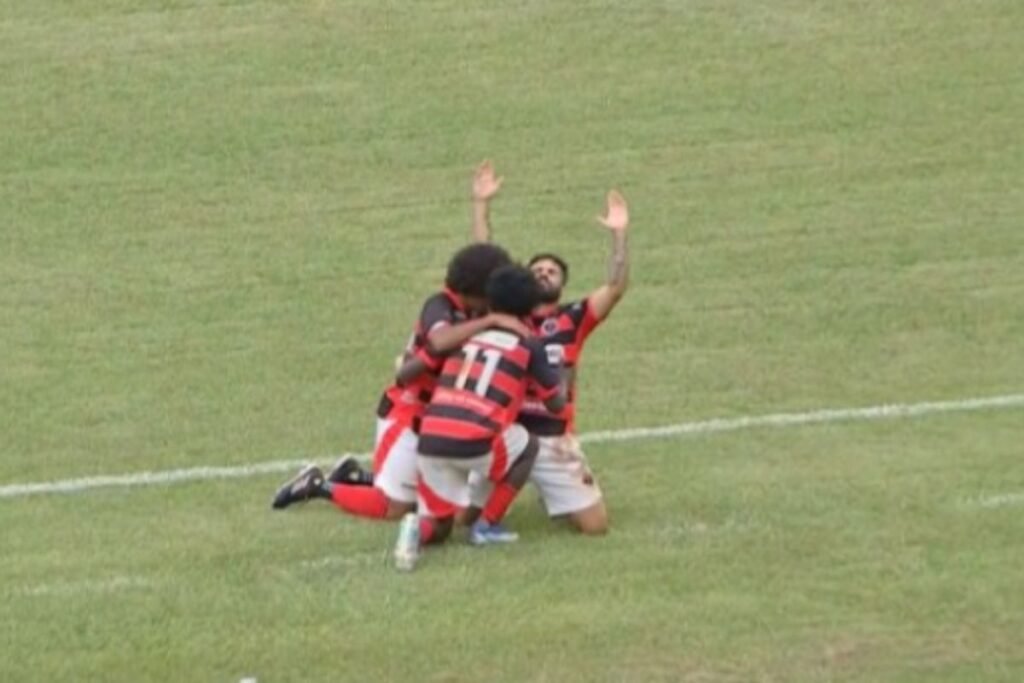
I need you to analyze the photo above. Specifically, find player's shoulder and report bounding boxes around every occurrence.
[566,299,588,314]
[420,289,468,321]
[533,300,587,334]
[420,289,452,309]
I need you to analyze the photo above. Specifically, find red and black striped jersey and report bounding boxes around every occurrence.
[516,297,602,436]
[418,328,561,458]
[377,288,469,422]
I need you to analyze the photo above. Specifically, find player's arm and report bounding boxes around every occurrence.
[395,355,430,386]
[525,338,568,413]
[470,160,502,243]
[586,189,630,322]
[426,313,531,356]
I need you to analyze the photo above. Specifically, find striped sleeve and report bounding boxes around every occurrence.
[524,337,561,399]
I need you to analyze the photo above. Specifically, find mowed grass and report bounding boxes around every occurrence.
[1,0,1023,681]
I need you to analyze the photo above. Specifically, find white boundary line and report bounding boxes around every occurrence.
[12,575,155,598]
[965,492,1024,509]
[2,393,1022,500]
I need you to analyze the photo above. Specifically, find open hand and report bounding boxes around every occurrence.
[597,189,629,232]
[472,160,503,201]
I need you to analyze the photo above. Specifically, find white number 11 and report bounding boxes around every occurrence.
[455,343,502,396]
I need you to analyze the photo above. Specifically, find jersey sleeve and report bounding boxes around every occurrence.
[568,298,602,344]
[523,337,561,399]
[414,294,457,370]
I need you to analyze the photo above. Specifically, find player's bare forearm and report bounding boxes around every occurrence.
[588,189,630,320]
[426,317,493,356]
[471,199,491,243]
[427,314,530,355]
[606,229,629,294]
[395,357,429,386]
[588,231,630,321]
[470,160,502,242]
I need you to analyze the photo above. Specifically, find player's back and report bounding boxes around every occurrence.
[378,289,469,422]
[418,328,540,458]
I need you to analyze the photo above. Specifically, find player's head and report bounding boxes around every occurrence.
[486,265,543,318]
[527,252,569,304]
[445,243,513,313]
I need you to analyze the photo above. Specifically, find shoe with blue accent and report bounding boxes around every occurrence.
[468,520,519,546]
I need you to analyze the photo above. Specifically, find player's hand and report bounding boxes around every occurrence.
[597,189,629,232]
[489,313,532,338]
[472,160,503,202]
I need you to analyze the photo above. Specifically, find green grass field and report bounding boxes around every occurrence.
[2,1,1023,681]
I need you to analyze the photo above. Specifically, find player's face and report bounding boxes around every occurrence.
[530,259,564,303]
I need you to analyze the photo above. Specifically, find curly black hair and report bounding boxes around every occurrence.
[486,265,543,317]
[445,243,513,298]
[527,252,570,286]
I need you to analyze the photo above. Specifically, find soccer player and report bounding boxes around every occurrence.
[392,265,567,570]
[468,160,630,535]
[270,242,529,520]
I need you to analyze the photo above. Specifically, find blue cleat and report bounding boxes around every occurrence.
[468,520,519,546]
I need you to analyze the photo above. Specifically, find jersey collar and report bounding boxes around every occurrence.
[442,287,468,313]
[532,302,560,321]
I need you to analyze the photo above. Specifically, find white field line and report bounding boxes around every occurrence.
[966,492,1024,509]
[1,393,1022,500]
[295,551,387,570]
[12,575,154,598]
[578,393,1024,443]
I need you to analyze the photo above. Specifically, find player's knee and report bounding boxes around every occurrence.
[383,499,416,521]
[570,501,609,536]
[431,517,455,543]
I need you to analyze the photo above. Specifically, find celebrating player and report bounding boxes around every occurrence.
[270,243,528,519]
[392,265,567,570]
[468,160,630,535]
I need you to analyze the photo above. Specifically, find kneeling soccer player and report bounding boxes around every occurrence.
[392,265,567,570]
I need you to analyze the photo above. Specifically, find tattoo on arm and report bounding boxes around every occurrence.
[606,231,629,289]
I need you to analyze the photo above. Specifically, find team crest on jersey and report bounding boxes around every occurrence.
[540,318,559,336]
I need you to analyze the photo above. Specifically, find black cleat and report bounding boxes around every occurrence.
[327,455,372,486]
[271,464,325,509]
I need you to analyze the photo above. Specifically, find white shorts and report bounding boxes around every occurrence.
[371,417,419,504]
[469,433,602,516]
[417,424,530,518]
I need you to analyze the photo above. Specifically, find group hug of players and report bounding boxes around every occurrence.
[271,162,630,570]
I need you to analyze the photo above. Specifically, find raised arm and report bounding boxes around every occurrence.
[470,160,503,243]
[395,355,430,386]
[586,190,630,322]
[426,313,531,356]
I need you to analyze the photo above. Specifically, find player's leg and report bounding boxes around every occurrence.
[531,434,608,535]
[326,454,373,486]
[460,472,489,527]
[469,425,539,545]
[271,464,330,509]
[271,418,416,519]
[393,455,466,570]
[327,417,417,520]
